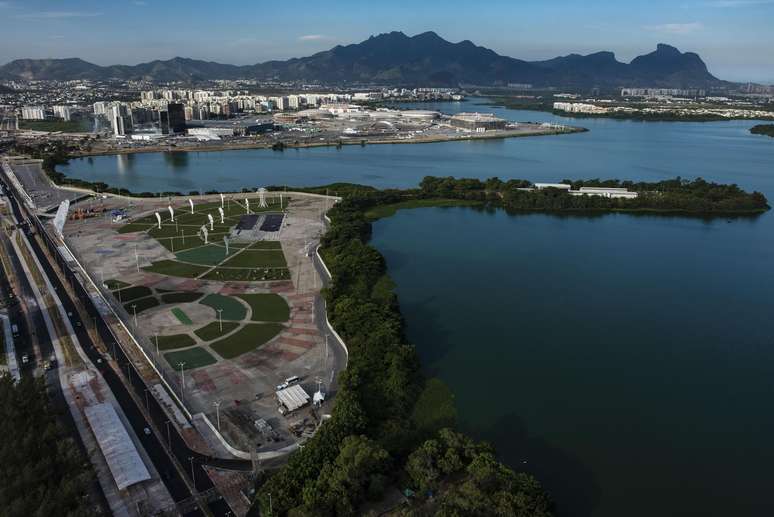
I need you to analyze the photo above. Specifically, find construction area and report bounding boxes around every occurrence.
[61,187,345,457]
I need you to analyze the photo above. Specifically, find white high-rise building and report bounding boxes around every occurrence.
[109,103,133,136]
[52,105,72,121]
[21,106,46,120]
[93,101,109,116]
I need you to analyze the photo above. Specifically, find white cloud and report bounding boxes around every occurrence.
[15,11,103,19]
[644,22,704,34]
[298,34,333,42]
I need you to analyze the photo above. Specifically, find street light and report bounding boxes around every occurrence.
[144,388,150,412]
[189,456,196,485]
[213,401,221,431]
[134,245,139,273]
[178,361,186,401]
[217,308,223,332]
[132,304,137,327]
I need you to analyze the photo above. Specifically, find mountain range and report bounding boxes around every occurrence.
[0,31,723,88]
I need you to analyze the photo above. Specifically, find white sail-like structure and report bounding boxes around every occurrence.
[52,200,70,236]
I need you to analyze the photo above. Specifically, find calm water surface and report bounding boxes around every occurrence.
[62,102,774,516]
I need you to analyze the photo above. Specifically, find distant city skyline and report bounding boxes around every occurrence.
[1,0,773,83]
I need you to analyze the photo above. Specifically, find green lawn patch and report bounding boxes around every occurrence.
[247,241,283,250]
[201,267,290,282]
[164,347,217,370]
[171,307,193,325]
[236,293,290,322]
[199,294,247,321]
[143,260,210,278]
[104,279,130,290]
[175,244,232,266]
[160,292,202,304]
[210,323,284,359]
[19,119,91,132]
[124,296,159,314]
[194,321,240,342]
[365,198,483,221]
[156,333,196,351]
[217,249,287,268]
[117,222,154,234]
[114,285,153,302]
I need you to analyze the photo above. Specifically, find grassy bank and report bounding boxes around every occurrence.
[364,198,484,220]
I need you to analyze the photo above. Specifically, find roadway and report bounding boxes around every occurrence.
[1,172,243,516]
[0,207,113,513]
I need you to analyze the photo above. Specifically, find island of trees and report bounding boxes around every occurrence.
[750,124,774,138]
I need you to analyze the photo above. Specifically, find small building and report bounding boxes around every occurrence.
[569,187,638,199]
[449,112,506,131]
[534,183,571,190]
[276,384,310,415]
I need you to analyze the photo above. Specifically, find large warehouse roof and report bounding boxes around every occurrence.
[84,403,150,491]
[276,384,310,412]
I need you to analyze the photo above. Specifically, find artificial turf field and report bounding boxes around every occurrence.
[120,198,292,280]
[210,323,285,359]
[164,347,217,370]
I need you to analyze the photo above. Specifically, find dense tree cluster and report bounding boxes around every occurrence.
[750,124,774,138]
[419,176,769,214]
[0,375,100,517]
[250,191,551,516]
[403,429,552,517]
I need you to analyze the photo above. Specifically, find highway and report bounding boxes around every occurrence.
[1,172,246,516]
[0,214,113,513]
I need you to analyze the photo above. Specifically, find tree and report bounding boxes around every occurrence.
[301,435,391,516]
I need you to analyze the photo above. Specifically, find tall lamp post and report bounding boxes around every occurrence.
[217,308,223,332]
[213,401,221,431]
[132,304,137,327]
[178,362,186,401]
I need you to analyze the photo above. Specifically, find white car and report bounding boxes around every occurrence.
[21,354,29,364]
[143,427,151,436]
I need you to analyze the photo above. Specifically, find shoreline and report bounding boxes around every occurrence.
[67,125,587,158]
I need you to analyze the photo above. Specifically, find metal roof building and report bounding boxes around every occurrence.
[84,403,151,491]
[276,384,310,413]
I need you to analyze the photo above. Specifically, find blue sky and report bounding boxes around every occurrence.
[1,0,773,83]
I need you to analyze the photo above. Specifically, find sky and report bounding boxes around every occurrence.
[1,0,773,83]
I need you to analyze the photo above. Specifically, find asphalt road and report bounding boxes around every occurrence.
[1,174,240,516]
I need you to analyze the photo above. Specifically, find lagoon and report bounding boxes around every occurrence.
[60,102,774,516]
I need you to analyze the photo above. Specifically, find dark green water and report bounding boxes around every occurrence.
[60,101,774,516]
[371,209,774,517]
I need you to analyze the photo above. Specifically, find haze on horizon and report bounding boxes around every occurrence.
[1,0,773,84]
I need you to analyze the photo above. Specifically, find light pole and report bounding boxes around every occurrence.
[144,388,150,412]
[217,308,223,332]
[132,304,137,327]
[189,456,196,486]
[134,245,139,272]
[213,401,221,431]
[178,362,186,401]
[165,420,171,449]
[155,334,159,358]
